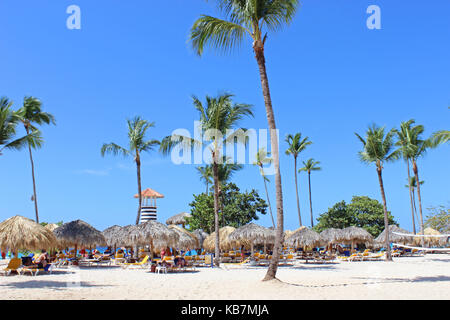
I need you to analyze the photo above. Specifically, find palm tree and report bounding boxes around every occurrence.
[217,160,244,225]
[189,0,300,281]
[285,133,312,227]
[160,93,253,266]
[16,97,55,223]
[0,97,40,155]
[431,130,450,145]
[405,176,424,231]
[355,125,398,261]
[196,166,213,194]
[253,148,275,228]
[299,158,321,228]
[101,116,160,225]
[395,120,418,234]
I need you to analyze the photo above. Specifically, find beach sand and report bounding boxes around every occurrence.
[0,254,449,300]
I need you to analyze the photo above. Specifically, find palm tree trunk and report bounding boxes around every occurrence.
[407,160,416,234]
[376,164,392,261]
[253,41,284,281]
[25,126,39,223]
[135,152,142,226]
[212,154,221,267]
[308,171,314,228]
[294,156,302,227]
[412,159,425,246]
[262,172,275,228]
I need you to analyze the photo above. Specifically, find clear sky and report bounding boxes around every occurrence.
[0,0,449,233]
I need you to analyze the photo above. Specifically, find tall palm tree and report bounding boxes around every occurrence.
[160,93,253,266]
[285,133,312,227]
[0,97,40,155]
[395,120,418,234]
[253,148,275,228]
[217,160,244,225]
[16,97,55,223]
[101,116,160,225]
[355,125,399,261]
[196,166,213,194]
[299,158,321,228]
[189,0,300,281]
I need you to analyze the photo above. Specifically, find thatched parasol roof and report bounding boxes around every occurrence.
[320,228,346,244]
[203,226,250,252]
[0,216,58,252]
[192,229,209,248]
[102,225,123,247]
[375,225,414,245]
[137,220,179,248]
[44,223,60,232]
[166,212,192,226]
[54,220,106,247]
[114,225,143,247]
[168,225,199,249]
[285,227,322,248]
[134,188,164,199]
[341,226,374,244]
[228,223,275,245]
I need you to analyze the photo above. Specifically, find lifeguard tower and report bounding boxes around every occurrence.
[134,188,164,224]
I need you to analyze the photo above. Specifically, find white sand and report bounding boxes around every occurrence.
[0,254,449,300]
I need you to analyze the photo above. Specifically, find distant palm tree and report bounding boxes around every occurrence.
[101,116,160,225]
[196,166,213,194]
[160,93,253,266]
[0,97,40,155]
[217,160,244,225]
[253,148,275,228]
[16,97,55,223]
[189,0,300,281]
[356,125,399,261]
[285,133,312,227]
[299,158,321,228]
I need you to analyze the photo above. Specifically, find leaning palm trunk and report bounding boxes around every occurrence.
[377,164,392,261]
[212,159,221,267]
[308,171,314,228]
[26,126,39,223]
[294,156,302,227]
[135,152,142,226]
[412,160,425,246]
[253,41,284,281]
[407,160,416,234]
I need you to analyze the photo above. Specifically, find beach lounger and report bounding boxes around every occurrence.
[122,255,149,269]
[0,258,23,276]
[22,263,54,276]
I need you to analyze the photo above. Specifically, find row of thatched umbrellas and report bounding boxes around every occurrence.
[0,215,445,256]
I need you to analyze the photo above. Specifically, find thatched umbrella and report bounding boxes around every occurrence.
[413,227,444,247]
[168,225,199,250]
[137,221,180,259]
[229,223,275,256]
[0,216,58,255]
[320,228,346,244]
[166,212,192,228]
[192,229,209,248]
[102,225,122,247]
[285,227,322,248]
[375,225,414,246]
[203,226,250,253]
[54,220,106,255]
[341,226,374,250]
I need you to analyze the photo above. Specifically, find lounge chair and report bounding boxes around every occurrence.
[122,255,149,269]
[0,258,22,276]
[22,263,54,276]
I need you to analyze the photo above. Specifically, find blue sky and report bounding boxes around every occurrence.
[0,0,449,233]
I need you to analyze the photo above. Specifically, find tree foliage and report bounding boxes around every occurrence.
[187,182,267,233]
[425,205,450,233]
[314,196,398,237]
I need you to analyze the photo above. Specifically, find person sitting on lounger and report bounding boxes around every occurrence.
[33,250,49,269]
[174,257,186,268]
